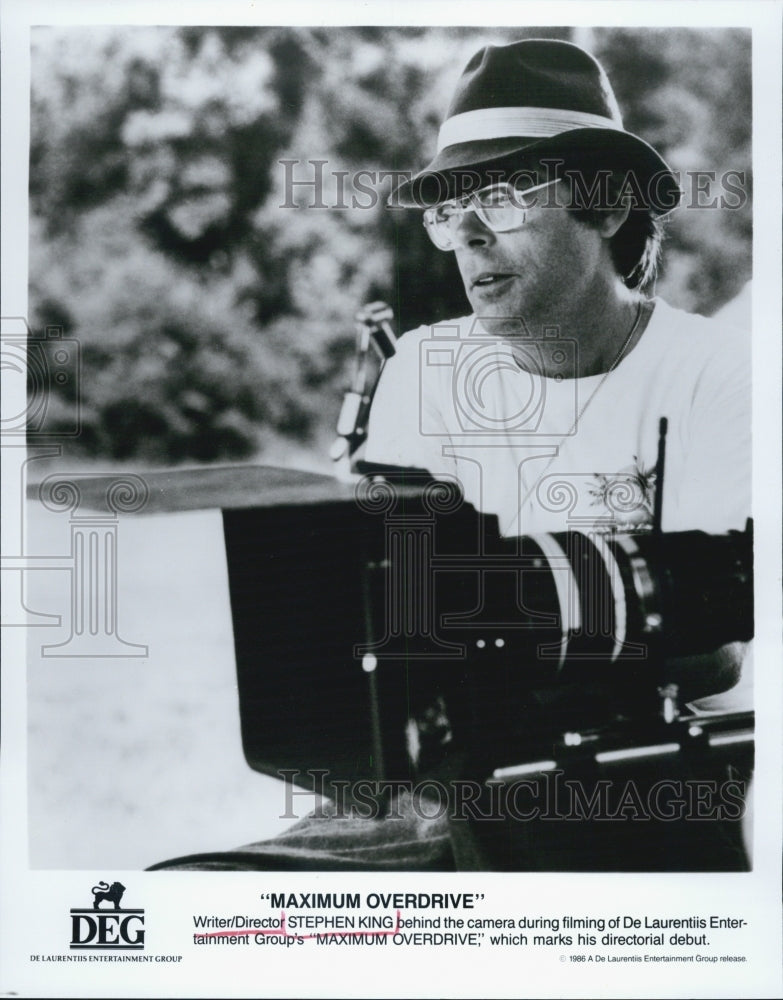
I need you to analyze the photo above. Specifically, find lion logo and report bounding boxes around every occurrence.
[91,881,126,911]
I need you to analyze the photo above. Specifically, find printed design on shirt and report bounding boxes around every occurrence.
[588,457,657,531]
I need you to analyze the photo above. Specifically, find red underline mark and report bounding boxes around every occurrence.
[199,911,402,941]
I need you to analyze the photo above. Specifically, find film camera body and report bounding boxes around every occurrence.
[225,470,753,871]
[225,301,754,872]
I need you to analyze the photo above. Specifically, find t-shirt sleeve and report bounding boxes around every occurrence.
[670,322,751,533]
[365,331,458,478]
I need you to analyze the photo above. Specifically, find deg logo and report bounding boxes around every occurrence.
[69,881,146,950]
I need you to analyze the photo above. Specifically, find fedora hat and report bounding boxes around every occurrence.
[393,38,681,213]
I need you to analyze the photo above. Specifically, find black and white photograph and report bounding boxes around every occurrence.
[1,2,781,997]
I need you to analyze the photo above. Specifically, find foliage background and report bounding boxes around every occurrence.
[29,26,752,469]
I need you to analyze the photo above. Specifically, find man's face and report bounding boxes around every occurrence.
[448,187,605,337]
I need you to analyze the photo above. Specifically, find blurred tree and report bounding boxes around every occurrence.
[593,28,751,310]
[29,26,751,466]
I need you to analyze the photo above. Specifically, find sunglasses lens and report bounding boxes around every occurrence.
[423,210,456,249]
[423,184,538,249]
[474,186,513,209]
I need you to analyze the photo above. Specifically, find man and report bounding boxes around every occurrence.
[151,38,751,873]
[366,35,750,708]
[361,38,752,869]
[366,39,749,544]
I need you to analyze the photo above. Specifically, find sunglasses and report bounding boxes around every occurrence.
[422,179,560,251]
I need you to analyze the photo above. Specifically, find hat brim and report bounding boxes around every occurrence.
[391,127,681,215]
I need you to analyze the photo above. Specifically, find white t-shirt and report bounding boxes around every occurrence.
[366,298,750,538]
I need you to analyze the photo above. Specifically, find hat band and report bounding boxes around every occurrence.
[437,106,619,152]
